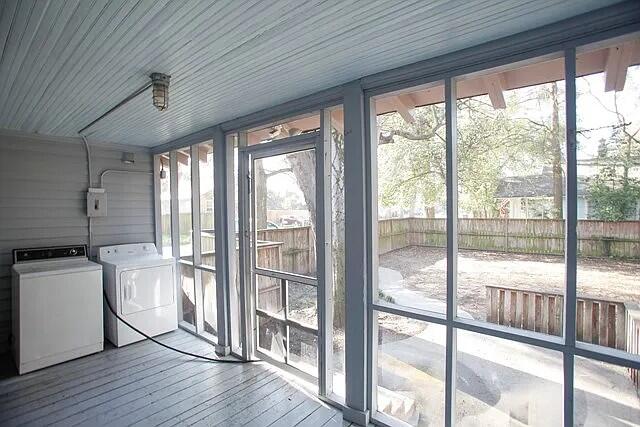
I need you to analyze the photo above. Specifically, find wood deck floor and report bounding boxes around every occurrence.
[0,329,353,426]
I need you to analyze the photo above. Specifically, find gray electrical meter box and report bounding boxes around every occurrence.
[87,188,107,217]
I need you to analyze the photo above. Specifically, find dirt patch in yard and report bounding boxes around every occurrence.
[379,246,640,321]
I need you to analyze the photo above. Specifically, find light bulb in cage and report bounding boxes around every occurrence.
[150,73,171,112]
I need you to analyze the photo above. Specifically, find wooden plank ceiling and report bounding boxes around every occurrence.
[0,0,624,147]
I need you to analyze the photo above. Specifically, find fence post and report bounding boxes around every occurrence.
[505,217,509,252]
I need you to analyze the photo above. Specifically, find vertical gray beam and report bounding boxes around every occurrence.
[213,126,231,355]
[237,131,255,360]
[444,77,458,427]
[342,80,369,425]
[365,96,378,414]
[191,144,204,334]
[170,151,183,323]
[153,155,163,254]
[563,47,577,427]
[227,134,242,356]
[317,109,333,396]
[190,145,202,266]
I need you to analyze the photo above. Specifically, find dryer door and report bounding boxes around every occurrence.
[120,265,174,315]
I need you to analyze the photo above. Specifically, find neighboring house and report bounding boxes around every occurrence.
[495,172,590,219]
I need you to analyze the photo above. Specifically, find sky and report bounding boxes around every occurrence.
[577,66,639,163]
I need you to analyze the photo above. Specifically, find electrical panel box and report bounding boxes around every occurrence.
[87,188,107,217]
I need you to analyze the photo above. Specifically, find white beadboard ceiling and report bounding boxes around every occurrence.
[0,0,624,147]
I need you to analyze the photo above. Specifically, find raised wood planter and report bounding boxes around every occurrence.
[626,303,640,395]
[485,285,627,350]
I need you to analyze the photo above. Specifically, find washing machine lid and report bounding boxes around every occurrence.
[12,259,102,278]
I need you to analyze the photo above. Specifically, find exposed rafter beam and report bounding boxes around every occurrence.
[604,41,636,92]
[197,144,212,163]
[176,150,190,166]
[394,94,416,124]
[162,143,210,163]
[483,74,506,109]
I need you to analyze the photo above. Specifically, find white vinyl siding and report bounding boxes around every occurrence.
[0,132,155,353]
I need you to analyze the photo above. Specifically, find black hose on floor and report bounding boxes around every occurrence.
[103,291,259,364]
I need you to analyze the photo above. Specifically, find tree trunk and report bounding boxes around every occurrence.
[286,151,317,234]
[331,131,346,331]
[254,161,268,230]
[254,138,346,330]
[550,82,564,219]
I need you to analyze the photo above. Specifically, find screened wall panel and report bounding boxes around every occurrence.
[367,34,640,427]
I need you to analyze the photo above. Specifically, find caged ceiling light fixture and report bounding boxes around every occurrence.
[78,72,171,136]
[151,73,170,112]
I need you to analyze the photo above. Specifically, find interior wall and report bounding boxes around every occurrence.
[0,131,155,354]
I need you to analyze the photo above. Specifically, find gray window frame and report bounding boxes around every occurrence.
[364,43,640,427]
[149,4,640,425]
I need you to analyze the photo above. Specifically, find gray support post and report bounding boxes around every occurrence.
[237,131,255,360]
[444,77,458,427]
[564,47,578,427]
[190,144,204,334]
[153,155,163,254]
[365,96,379,414]
[170,151,183,323]
[342,80,369,425]
[317,109,333,396]
[213,126,232,355]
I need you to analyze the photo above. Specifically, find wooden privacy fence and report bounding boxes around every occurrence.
[162,213,214,236]
[485,285,627,350]
[162,213,315,275]
[256,226,315,276]
[378,217,640,259]
[165,215,639,260]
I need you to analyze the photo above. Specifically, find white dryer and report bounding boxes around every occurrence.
[97,243,177,347]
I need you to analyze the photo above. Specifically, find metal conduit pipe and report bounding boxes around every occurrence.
[80,134,94,256]
[99,169,153,188]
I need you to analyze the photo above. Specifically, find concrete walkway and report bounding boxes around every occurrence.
[376,266,640,426]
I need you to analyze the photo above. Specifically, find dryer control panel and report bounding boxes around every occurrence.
[98,243,158,260]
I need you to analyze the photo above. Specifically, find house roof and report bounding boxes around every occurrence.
[496,172,588,198]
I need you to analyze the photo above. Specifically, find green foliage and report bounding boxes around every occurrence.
[585,101,640,221]
[587,174,640,221]
[578,68,640,221]
[377,106,447,213]
[377,84,563,216]
[586,129,640,221]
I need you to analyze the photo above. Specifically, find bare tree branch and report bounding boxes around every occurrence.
[264,168,292,178]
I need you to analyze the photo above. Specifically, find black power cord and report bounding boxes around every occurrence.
[103,291,259,364]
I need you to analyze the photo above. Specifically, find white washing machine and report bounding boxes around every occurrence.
[97,243,177,347]
[12,245,103,375]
